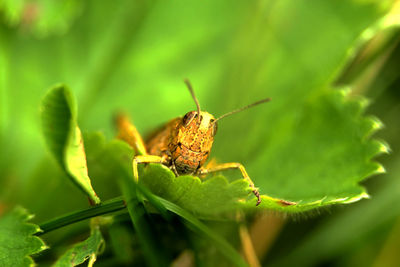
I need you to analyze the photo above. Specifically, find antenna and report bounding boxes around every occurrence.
[214,98,271,122]
[184,79,201,122]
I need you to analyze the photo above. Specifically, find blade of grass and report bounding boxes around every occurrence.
[155,196,248,267]
[38,197,126,235]
[120,174,169,267]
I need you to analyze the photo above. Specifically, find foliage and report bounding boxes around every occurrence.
[0,0,399,266]
[0,207,47,267]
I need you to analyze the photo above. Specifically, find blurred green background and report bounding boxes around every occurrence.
[1,0,400,266]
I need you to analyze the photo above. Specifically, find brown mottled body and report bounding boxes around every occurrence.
[145,118,179,156]
[146,111,216,175]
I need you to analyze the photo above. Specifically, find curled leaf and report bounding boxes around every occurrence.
[41,85,100,204]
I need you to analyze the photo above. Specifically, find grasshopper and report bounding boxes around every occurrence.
[116,80,271,206]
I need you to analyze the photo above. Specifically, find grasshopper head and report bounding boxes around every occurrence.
[170,110,216,174]
[177,110,217,151]
[170,79,270,175]
[182,111,217,137]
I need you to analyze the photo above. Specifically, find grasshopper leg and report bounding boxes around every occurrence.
[115,113,147,156]
[198,162,261,206]
[132,155,168,182]
[115,114,170,182]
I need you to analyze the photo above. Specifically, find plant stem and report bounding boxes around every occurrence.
[37,196,126,235]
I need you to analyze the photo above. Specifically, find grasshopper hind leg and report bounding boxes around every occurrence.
[198,162,297,207]
[198,162,262,206]
[115,113,147,156]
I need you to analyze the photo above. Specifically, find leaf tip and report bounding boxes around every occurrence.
[41,244,50,251]
[342,191,370,204]
[375,164,386,174]
[371,117,384,131]
[364,116,385,138]
[378,140,391,154]
[27,213,35,221]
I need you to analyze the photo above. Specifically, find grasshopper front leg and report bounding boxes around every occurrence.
[198,162,261,206]
[132,155,168,182]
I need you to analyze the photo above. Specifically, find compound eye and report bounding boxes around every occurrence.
[182,111,196,126]
[211,121,218,136]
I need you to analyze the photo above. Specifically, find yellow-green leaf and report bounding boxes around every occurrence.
[53,225,104,267]
[41,85,100,205]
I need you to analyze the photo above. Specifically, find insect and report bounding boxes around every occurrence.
[116,79,272,206]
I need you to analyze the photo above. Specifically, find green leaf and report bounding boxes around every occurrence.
[270,155,400,267]
[0,207,47,267]
[41,85,100,204]
[240,89,388,212]
[141,165,251,217]
[53,224,104,267]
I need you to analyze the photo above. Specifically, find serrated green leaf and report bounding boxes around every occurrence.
[52,225,104,267]
[41,85,100,204]
[141,165,251,216]
[237,89,388,212]
[0,206,47,267]
[270,154,400,267]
